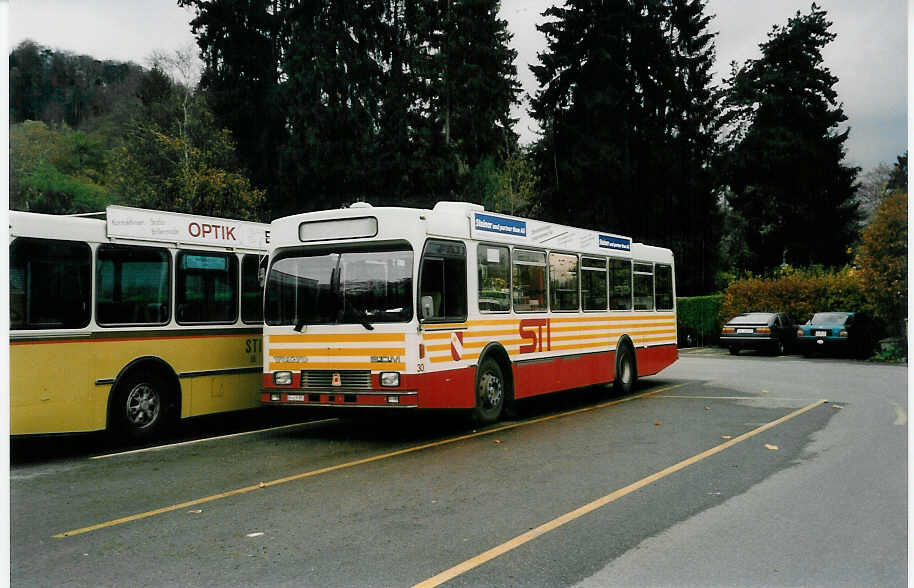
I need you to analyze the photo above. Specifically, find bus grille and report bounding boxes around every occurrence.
[301,370,372,389]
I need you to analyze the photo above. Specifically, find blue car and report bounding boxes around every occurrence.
[796,312,878,358]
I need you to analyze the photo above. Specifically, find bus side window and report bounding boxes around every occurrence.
[655,264,674,311]
[176,251,239,324]
[241,254,265,324]
[633,263,654,311]
[10,238,91,330]
[549,252,579,311]
[419,240,467,322]
[581,257,607,311]
[608,258,632,311]
[513,249,547,312]
[477,244,510,312]
[97,245,171,326]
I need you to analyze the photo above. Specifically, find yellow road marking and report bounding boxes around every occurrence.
[53,384,682,539]
[892,403,906,425]
[412,398,828,588]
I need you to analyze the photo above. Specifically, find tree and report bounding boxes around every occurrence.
[107,94,266,221]
[855,190,907,333]
[721,4,860,272]
[179,0,520,214]
[9,40,145,128]
[856,162,893,218]
[529,0,722,294]
[9,120,115,213]
[886,151,907,193]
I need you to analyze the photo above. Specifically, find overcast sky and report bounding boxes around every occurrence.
[7,0,908,171]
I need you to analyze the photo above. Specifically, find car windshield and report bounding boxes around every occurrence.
[728,313,774,325]
[264,244,413,327]
[809,312,850,325]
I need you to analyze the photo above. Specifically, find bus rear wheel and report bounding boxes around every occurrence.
[473,358,505,425]
[114,371,171,442]
[614,345,637,395]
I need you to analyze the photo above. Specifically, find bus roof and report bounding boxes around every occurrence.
[271,201,673,262]
[10,206,269,252]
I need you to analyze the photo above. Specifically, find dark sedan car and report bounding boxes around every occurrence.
[720,312,796,356]
[796,311,878,357]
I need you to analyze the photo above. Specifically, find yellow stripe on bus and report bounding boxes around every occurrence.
[268,347,406,357]
[269,333,405,344]
[269,362,406,371]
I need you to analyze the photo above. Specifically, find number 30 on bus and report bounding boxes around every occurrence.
[261,201,677,424]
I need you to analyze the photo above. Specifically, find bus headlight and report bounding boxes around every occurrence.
[273,371,293,386]
[380,372,400,387]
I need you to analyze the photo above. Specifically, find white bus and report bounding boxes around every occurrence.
[10,206,269,440]
[260,201,677,424]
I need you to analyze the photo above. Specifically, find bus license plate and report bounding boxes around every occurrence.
[815,330,828,337]
[287,394,305,402]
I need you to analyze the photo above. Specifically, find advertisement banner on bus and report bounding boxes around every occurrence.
[473,213,527,237]
[598,234,632,252]
[106,206,269,250]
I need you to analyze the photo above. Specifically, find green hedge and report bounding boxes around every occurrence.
[719,267,870,326]
[676,294,723,347]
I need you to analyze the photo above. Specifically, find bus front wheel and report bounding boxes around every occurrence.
[473,358,505,425]
[114,371,171,442]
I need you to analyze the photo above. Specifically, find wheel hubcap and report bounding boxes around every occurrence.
[126,383,160,429]
[480,372,503,410]
[620,358,632,384]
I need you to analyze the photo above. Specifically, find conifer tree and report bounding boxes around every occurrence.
[721,4,859,272]
[529,0,721,294]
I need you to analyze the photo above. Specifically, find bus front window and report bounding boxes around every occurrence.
[264,245,413,327]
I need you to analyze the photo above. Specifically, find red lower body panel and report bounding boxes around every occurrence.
[261,345,677,410]
[513,351,613,399]
[637,344,678,377]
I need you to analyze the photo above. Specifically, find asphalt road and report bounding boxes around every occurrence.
[10,350,908,587]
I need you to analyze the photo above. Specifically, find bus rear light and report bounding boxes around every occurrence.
[380,372,400,387]
[419,344,425,359]
[273,371,293,386]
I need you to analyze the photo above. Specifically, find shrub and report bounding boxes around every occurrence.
[677,295,723,347]
[720,266,870,326]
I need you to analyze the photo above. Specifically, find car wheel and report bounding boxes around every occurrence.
[772,340,785,356]
[473,358,505,425]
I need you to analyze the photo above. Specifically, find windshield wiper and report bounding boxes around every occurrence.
[293,316,307,332]
[346,305,375,331]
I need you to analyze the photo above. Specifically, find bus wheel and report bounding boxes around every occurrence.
[473,358,505,425]
[115,371,169,441]
[614,345,637,395]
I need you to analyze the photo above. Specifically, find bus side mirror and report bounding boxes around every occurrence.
[420,296,435,320]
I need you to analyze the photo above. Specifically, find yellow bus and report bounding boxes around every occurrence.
[10,206,269,440]
[260,201,677,424]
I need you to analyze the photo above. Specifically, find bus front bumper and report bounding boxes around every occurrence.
[260,390,418,408]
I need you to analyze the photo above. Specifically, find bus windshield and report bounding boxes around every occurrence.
[265,244,413,328]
